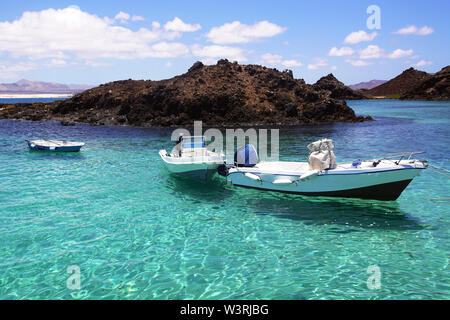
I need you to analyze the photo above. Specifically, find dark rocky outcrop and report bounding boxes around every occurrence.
[0,103,52,122]
[400,66,450,100]
[313,74,365,100]
[0,60,371,126]
[366,67,431,98]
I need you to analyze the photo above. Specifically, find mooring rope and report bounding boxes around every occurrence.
[429,168,450,178]
[424,164,450,200]
[429,164,450,173]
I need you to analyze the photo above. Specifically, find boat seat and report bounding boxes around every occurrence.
[181,148,208,157]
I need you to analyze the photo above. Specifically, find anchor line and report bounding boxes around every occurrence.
[429,168,450,178]
[429,164,450,173]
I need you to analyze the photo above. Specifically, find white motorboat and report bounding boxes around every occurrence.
[219,140,428,201]
[159,136,225,180]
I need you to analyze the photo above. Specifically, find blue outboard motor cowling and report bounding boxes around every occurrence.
[234,144,258,167]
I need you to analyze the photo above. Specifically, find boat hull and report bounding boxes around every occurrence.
[162,161,221,180]
[159,150,223,180]
[227,166,425,201]
[27,141,83,152]
[232,178,414,201]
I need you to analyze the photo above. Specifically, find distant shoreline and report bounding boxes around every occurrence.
[0,93,73,99]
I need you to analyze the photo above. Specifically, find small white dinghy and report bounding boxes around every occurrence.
[219,139,428,201]
[26,139,85,152]
[159,136,225,180]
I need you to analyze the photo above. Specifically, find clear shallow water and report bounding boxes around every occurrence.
[0,99,448,300]
[0,97,69,104]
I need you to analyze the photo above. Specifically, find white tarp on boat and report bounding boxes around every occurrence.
[307,139,337,171]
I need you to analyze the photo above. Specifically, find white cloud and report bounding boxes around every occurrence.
[200,58,217,65]
[132,15,145,22]
[0,59,70,80]
[358,46,413,60]
[346,59,371,67]
[191,44,247,62]
[115,12,145,23]
[115,11,130,23]
[328,46,355,57]
[281,59,302,67]
[359,45,383,59]
[260,53,302,68]
[307,58,328,70]
[149,42,190,58]
[260,53,282,65]
[387,49,413,59]
[393,25,434,36]
[84,60,111,67]
[206,20,286,44]
[67,5,81,11]
[413,60,432,67]
[0,7,192,62]
[330,65,338,71]
[165,61,172,67]
[344,30,378,44]
[49,59,67,66]
[164,17,201,32]
[0,61,38,79]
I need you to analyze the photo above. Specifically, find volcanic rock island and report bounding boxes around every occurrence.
[0,59,372,127]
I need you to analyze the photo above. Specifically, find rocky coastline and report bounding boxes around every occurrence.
[0,60,372,127]
[400,66,450,100]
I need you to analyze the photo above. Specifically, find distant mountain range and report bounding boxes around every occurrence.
[0,79,94,94]
[348,80,387,90]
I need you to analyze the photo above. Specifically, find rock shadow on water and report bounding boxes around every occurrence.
[243,192,424,231]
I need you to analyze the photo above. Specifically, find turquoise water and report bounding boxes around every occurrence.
[0,99,448,299]
[0,98,69,104]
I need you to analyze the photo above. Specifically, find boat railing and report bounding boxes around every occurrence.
[182,136,206,139]
[358,151,426,163]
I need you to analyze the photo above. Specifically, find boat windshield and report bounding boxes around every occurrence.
[181,136,206,149]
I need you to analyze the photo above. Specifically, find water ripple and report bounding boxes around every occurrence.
[0,100,449,299]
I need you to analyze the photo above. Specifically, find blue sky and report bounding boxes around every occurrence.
[0,0,448,85]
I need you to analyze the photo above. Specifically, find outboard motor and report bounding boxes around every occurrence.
[217,164,229,177]
[234,144,258,167]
